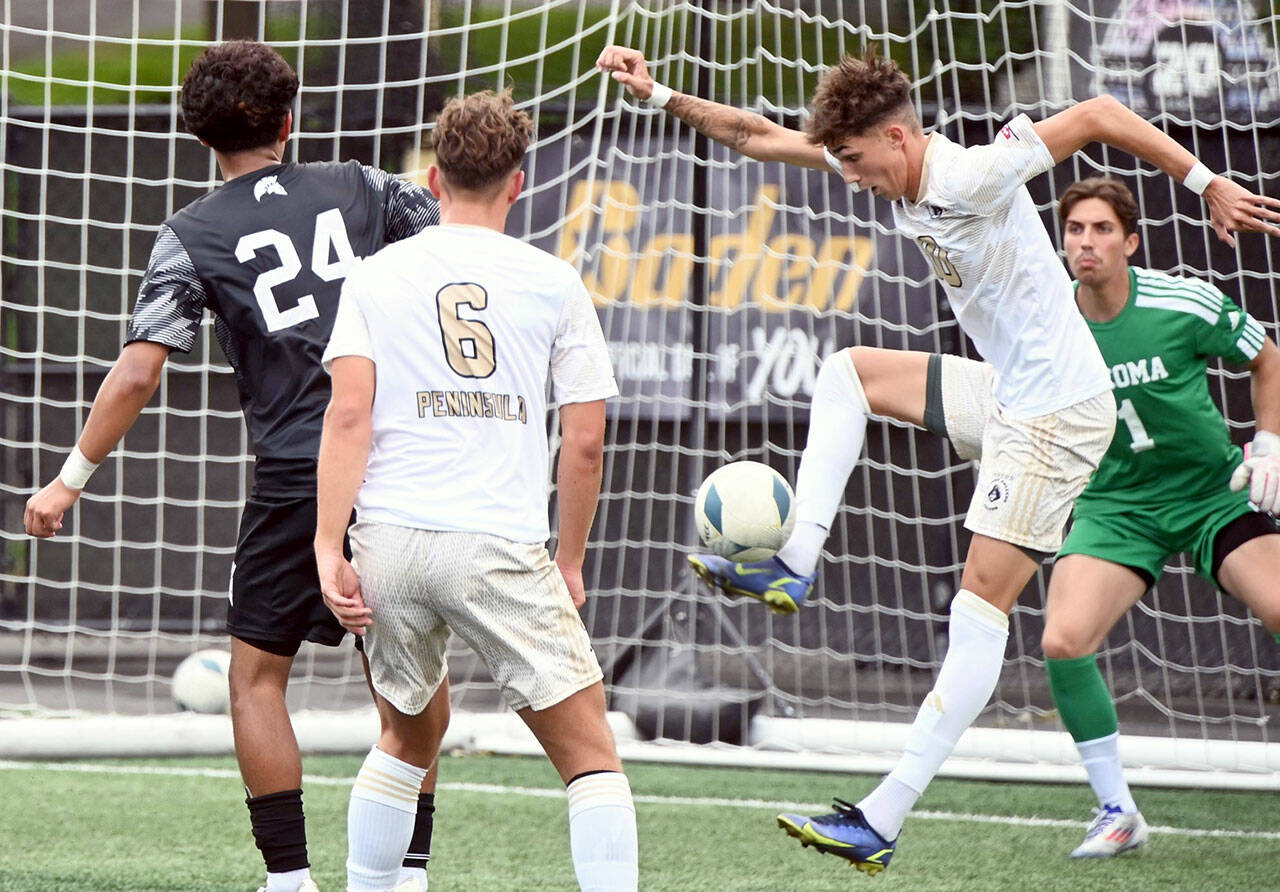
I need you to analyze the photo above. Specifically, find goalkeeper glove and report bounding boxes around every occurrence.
[1229,430,1280,513]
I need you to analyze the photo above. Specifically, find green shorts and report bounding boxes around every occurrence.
[1058,486,1254,587]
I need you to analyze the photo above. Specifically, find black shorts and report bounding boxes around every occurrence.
[226,494,347,656]
[1212,510,1280,582]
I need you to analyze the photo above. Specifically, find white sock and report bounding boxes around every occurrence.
[347,746,429,892]
[781,350,870,576]
[775,521,827,576]
[566,771,638,892]
[265,868,312,892]
[859,589,1009,840]
[1077,732,1138,814]
[852,777,916,841]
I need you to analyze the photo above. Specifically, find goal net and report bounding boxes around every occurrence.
[2,1,1278,788]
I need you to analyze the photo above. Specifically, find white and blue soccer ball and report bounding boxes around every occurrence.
[171,648,232,714]
[694,460,796,563]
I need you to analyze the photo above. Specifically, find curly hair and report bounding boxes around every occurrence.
[805,47,917,147]
[180,41,298,153]
[1058,177,1139,236]
[431,90,534,192]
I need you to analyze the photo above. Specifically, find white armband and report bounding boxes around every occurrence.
[1182,161,1215,196]
[58,446,99,490]
[647,82,673,109]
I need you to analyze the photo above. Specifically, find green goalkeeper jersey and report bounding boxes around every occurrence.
[1073,266,1265,515]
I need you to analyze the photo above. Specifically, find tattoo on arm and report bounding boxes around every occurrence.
[666,93,769,154]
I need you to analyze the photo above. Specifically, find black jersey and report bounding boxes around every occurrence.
[127,160,439,469]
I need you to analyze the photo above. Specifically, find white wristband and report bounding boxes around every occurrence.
[1251,430,1280,458]
[647,82,672,109]
[1182,161,1215,196]
[58,446,99,490]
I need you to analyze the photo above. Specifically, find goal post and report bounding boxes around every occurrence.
[2,1,1278,789]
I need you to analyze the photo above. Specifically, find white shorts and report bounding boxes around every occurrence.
[348,522,603,714]
[937,355,1115,554]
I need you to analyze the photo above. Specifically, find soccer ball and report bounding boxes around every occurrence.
[171,648,232,714]
[694,461,796,562]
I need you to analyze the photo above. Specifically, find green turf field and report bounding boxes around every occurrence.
[0,752,1275,891]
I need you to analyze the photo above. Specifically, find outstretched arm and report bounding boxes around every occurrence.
[24,340,169,537]
[1033,95,1280,246]
[596,45,829,170]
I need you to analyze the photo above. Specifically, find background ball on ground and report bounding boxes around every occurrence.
[694,460,796,562]
[171,648,232,714]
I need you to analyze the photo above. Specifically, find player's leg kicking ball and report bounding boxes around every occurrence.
[687,552,815,614]
[689,460,816,613]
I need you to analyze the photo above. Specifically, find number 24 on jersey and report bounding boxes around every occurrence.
[235,208,356,332]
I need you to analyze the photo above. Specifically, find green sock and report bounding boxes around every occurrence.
[1046,654,1118,743]
[1274,633,1280,649]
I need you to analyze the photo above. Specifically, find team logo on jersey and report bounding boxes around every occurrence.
[253,175,288,202]
[1108,355,1168,389]
[983,477,1011,510]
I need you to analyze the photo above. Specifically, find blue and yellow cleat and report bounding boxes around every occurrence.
[687,553,815,614]
[776,799,896,875]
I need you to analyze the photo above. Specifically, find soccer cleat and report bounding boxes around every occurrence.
[394,873,429,892]
[255,880,319,892]
[687,553,815,614]
[1070,805,1149,858]
[776,798,896,875]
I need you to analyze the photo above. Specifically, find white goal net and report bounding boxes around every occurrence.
[2,1,1278,788]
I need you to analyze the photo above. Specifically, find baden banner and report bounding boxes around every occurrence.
[520,133,941,421]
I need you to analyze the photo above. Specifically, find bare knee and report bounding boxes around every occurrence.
[378,726,437,768]
[960,563,1006,602]
[1041,623,1095,660]
[958,540,1038,613]
[555,713,621,776]
[228,642,291,709]
[376,693,449,769]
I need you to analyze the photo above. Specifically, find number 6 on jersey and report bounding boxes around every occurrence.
[437,282,497,378]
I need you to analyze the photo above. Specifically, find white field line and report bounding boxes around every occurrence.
[1,759,1277,841]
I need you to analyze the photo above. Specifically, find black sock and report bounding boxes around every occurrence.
[402,792,436,870]
[246,788,310,873]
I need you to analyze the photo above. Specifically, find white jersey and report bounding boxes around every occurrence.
[323,223,618,543]
[828,113,1111,417]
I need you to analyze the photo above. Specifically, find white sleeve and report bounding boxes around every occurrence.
[940,113,1054,214]
[550,277,618,405]
[322,283,374,373]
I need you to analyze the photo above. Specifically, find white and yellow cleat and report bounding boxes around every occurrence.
[1070,806,1149,858]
